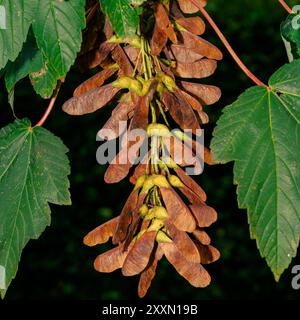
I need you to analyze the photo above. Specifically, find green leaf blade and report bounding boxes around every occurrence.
[211,61,300,280]
[0,0,37,69]
[0,119,71,298]
[5,30,44,93]
[281,13,300,62]
[31,0,86,97]
[99,0,139,37]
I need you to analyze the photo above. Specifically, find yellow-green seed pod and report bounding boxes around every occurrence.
[147,123,171,138]
[156,230,172,243]
[148,219,164,232]
[134,175,147,190]
[168,175,185,188]
[156,81,166,96]
[173,129,192,143]
[139,204,149,217]
[161,74,177,92]
[141,177,155,194]
[141,79,154,96]
[113,77,143,96]
[144,208,155,221]
[161,156,178,169]
[152,206,168,219]
[152,174,170,188]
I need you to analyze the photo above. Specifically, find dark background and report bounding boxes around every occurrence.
[0,0,300,300]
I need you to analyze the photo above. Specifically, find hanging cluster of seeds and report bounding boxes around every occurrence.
[63,0,222,297]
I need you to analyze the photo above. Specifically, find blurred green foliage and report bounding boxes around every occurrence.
[0,0,299,300]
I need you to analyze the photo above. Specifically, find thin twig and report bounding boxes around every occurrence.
[86,2,99,24]
[278,0,293,14]
[189,0,268,87]
[34,81,62,127]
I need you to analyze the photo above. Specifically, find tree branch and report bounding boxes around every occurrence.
[34,81,62,127]
[189,0,268,87]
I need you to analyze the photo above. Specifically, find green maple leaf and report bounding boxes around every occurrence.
[0,119,71,298]
[211,60,300,280]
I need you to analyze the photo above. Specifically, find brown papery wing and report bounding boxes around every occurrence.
[94,246,130,273]
[98,94,134,141]
[122,231,157,276]
[189,203,218,227]
[161,91,200,131]
[195,243,220,264]
[171,44,203,63]
[161,242,211,287]
[138,246,163,298]
[180,81,221,105]
[176,17,206,35]
[174,166,207,201]
[174,59,217,79]
[73,67,117,96]
[151,22,168,56]
[112,45,133,77]
[62,84,120,116]
[84,217,119,247]
[165,221,200,263]
[180,31,223,60]
[155,3,177,44]
[112,189,139,244]
[160,187,196,232]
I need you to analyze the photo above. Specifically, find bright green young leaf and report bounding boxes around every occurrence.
[5,30,44,93]
[0,119,71,298]
[31,0,86,98]
[99,0,140,37]
[0,0,37,69]
[211,60,300,280]
[281,12,300,62]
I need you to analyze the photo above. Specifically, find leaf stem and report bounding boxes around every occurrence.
[189,0,268,88]
[34,81,62,127]
[278,0,293,14]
